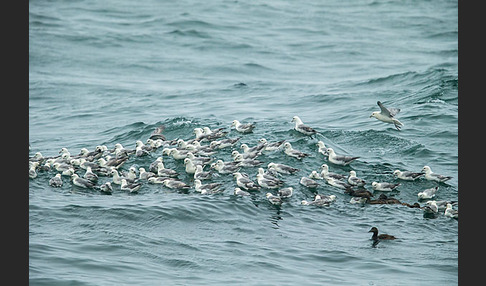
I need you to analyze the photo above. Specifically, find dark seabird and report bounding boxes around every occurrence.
[368,227,396,240]
[149,125,167,141]
[370,101,403,130]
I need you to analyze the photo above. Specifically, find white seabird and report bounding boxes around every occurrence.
[393,169,424,181]
[210,137,241,149]
[421,166,452,183]
[347,170,366,187]
[266,193,283,205]
[417,186,439,200]
[444,203,458,219]
[71,174,95,189]
[277,187,293,198]
[120,179,142,193]
[267,162,299,175]
[283,142,309,160]
[83,166,99,183]
[157,162,180,178]
[320,164,347,180]
[300,176,319,189]
[99,182,113,194]
[139,168,156,180]
[149,157,164,173]
[316,141,328,156]
[423,200,439,214]
[326,148,359,166]
[183,158,198,174]
[231,120,256,133]
[370,101,404,130]
[194,179,223,194]
[309,170,323,180]
[258,138,285,152]
[233,172,260,191]
[194,165,212,181]
[325,177,352,190]
[233,154,263,167]
[210,160,241,174]
[163,179,191,190]
[49,173,63,187]
[257,170,284,189]
[291,116,317,136]
[371,181,400,192]
[234,187,251,196]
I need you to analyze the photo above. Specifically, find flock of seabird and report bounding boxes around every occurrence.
[29,101,457,242]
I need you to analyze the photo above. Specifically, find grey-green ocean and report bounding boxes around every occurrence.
[29,0,458,285]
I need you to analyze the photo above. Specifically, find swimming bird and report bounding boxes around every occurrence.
[29,162,39,179]
[347,170,366,187]
[301,194,336,206]
[71,174,95,189]
[393,169,424,181]
[370,101,403,131]
[368,227,396,240]
[444,203,458,219]
[371,181,400,192]
[300,176,320,189]
[148,176,174,184]
[345,188,373,200]
[163,179,191,190]
[168,148,190,160]
[233,154,263,167]
[258,138,285,152]
[421,166,452,183]
[232,150,259,160]
[83,166,99,183]
[149,125,167,141]
[291,116,317,136]
[110,169,128,185]
[209,137,241,149]
[350,197,368,204]
[283,142,309,160]
[368,193,401,205]
[267,162,299,175]
[266,193,282,205]
[308,170,323,180]
[156,162,179,178]
[241,143,266,155]
[139,167,156,180]
[210,160,241,174]
[319,164,347,180]
[234,187,251,196]
[257,170,284,189]
[149,157,164,173]
[49,173,63,187]
[194,179,223,194]
[417,186,439,200]
[202,126,227,141]
[231,120,256,133]
[257,168,284,185]
[183,158,198,174]
[98,182,113,194]
[325,177,353,190]
[120,179,142,193]
[194,165,212,181]
[277,187,293,198]
[326,148,359,166]
[316,141,328,156]
[233,172,260,191]
[423,200,439,214]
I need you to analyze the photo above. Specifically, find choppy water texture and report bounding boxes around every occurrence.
[29,0,458,285]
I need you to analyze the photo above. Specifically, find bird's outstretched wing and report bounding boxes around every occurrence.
[377,101,400,117]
